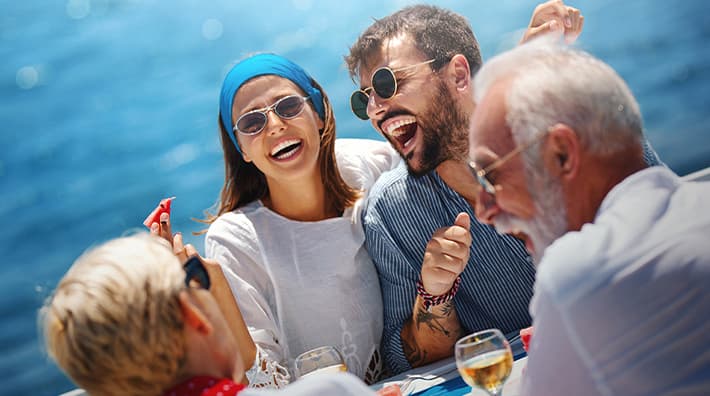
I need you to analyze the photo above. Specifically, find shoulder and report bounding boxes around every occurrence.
[205,203,263,255]
[206,204,259,238]
[537,169,710,302]
[335,138,401,191]
[366,165,455,215]
[368,163,430,201]
[335,138,392,154]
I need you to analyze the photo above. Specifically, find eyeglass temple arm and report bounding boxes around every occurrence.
[482,131,548,173]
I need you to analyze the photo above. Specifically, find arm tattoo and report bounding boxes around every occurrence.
[415,305,451,336]
[440,301,456,317]
[402,334,427,367]
[402,301,459,366]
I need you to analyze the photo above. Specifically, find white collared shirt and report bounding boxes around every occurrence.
[522,166,710,396]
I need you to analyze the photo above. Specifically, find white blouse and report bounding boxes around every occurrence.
[205,139,400,387]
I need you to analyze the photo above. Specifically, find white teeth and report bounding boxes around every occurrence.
[270,139,301,157]
[383,116,416,136]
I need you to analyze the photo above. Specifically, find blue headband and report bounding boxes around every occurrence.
[219,53,325,153]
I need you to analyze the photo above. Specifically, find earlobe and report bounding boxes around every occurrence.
[237,139,252,163]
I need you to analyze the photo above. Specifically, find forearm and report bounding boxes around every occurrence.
[400,296,466,367]
[209,266,256,370]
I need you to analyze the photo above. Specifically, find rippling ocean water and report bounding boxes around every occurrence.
[1,0,709,394]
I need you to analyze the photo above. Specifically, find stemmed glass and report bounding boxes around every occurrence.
[455,329,513,396]
[294,345,348,379]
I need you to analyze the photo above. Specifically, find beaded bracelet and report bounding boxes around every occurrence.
[416,276,462,312]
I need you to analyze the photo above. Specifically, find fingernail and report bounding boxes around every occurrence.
[151,223,158,232]
[564,17,572,27]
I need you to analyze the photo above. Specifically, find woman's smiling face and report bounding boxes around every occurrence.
[233,75,324,185]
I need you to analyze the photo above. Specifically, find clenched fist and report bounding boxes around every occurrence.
[420,213,472,296]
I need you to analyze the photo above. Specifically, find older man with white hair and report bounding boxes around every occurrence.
[467,40,710,396]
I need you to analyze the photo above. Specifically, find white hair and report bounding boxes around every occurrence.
[473,36,644,164]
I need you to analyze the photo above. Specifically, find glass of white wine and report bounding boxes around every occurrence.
[455,329,513,396]
[294,345,348,379]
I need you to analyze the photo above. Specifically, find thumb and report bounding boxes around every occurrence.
[454,212,471,231]
[184,243,198,258]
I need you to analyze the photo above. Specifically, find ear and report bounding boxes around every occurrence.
[237,137,252,163]
[446,54,471,93]
[544,124,580,181]
[178,290,214,335]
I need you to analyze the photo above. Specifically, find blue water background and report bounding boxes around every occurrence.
[1,1,709,394]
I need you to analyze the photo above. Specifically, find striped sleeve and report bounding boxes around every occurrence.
[362,164,536,375]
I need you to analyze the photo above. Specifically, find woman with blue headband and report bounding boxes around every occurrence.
[192,53,399,388]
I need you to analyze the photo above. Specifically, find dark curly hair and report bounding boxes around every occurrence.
[345,4,482,79]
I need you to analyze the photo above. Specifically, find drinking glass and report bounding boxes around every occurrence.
[455,329,513,396]
[294,345,348,379]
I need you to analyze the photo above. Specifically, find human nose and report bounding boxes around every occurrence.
[264,108,286,134]
[474,187,500,225]
[366,91,389,121]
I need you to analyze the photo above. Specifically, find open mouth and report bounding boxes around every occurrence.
[270,139,303,160]
[382,116,417,151]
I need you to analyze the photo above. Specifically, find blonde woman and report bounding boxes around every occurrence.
[40,233,380,396]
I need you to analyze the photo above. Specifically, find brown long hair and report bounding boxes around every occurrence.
[198,79,359,229]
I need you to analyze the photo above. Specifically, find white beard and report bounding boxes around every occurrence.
[493,168,568,265]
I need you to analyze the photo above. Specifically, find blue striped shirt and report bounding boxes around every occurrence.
[362,139,662,375]
[362,163,535,375]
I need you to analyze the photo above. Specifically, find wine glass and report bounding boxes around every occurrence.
[294,345,348,379]
[455,329,513,396]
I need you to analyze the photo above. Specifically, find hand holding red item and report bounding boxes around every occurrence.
[520,326,534,352]
[143,196,175,228]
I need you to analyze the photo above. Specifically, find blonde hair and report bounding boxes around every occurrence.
[40,233,187,396]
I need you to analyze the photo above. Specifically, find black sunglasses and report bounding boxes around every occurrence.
[234,95,311,136]
[183,255,210,290]
[349,59,435,120]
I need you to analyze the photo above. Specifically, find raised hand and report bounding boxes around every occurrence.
[421,212,472,296]
[520,0,584,44]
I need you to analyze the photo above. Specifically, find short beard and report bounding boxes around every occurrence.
[407,80,469,177]
[493,162,568,265]
[527,163,568,264]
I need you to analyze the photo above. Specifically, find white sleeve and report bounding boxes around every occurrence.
[205,215,291,388]
[335,138,401,191]
[240,372,377,396]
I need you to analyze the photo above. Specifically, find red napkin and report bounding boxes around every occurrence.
[520,326,534,352]
[377,384,402,396]
[143,197,175,228]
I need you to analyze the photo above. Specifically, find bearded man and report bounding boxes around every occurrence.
[468,40,710,396]
[345,1,595,374]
